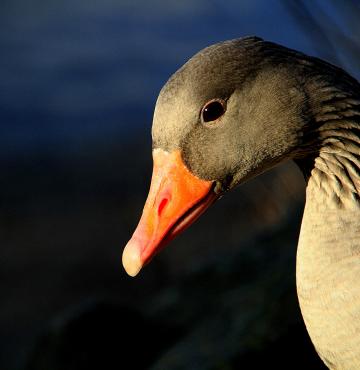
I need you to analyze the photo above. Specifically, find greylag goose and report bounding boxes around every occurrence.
[122,36,360,370]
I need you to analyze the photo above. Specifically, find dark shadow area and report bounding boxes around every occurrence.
[236,323,327,369]
[26,302,181,370]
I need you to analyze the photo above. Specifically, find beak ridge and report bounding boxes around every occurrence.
[122,148,215,276]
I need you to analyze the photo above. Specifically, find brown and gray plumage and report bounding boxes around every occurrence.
[123,36,360,369]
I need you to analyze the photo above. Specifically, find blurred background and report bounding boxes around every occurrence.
[1,0,360,369]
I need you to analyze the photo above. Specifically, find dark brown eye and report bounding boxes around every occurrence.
[202,99,226,123]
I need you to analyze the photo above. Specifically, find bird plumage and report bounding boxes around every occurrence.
[124,36,360,369]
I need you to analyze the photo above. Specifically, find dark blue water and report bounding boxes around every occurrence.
[0,0,356,157]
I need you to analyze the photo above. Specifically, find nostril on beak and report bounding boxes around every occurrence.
[157,198,169,216]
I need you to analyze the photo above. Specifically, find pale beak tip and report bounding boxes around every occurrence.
[122,241,143,277]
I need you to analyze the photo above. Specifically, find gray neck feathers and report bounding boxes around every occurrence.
[297,74,360,210]
[296,72,360,369]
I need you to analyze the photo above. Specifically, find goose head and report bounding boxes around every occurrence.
[122,36,352,276]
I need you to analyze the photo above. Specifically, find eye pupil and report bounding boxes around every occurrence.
[202,100,225,122]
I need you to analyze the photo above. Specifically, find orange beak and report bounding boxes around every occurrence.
[122,148,217,276]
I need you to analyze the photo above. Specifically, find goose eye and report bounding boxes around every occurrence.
[202,99,226,123]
